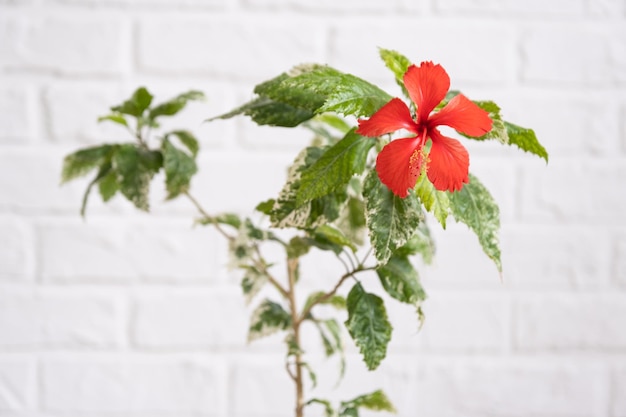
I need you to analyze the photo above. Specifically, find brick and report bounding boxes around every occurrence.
[390,291,508,352]
[419,222,504,288]
[615,233,626,288]
[0,217,33,282]
[500,94,620,156]
[519,158,626,224]
[587,0,626,17]
[0,86,33,142]
[0,15,127,75]
[138,17,325,80]
[43,83,125,145]
[521,23,626,86]
[56,0,226,7]
[39,218,222,284]
[614,367,626,417]
[133,288,248,349]
[330,21,514,85]
[415,361,608,416]
[434,0,585,15]
[190,150,300,213]
[0,149,87,213]
[0,289,122,348]
[41,358,224,414]
[242,0,404,12]
[515,294,626,350]
[0,359,35,412]
[501,225,611,289]
[230,356,290,416]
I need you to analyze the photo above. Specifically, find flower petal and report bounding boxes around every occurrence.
[429,94,493,137]
[403,62,450,123]
[356,98,417,137]
[426,129,470,192]
[375,137,423,198]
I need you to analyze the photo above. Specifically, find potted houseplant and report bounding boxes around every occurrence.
[61,48,547,417]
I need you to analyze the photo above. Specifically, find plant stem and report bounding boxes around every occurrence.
[286,257,305,417]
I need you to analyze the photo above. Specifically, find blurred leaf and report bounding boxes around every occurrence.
[340,390,396,416]
[248,300,292,342]
[61,144,117,183]
[344,283,392,370]
[161,137,197,199]
[448,174,502,272]
[364,170,423,265]
[336,195,367,246]
[240,266,268,305]
[97,114,129,128]
[167,130,199,158]
[297,129,376,204]
[97,169,119,202]
[394,222,435,265]
[312,224,357,254]
[111,144,162,211]
[111,87,153,117]
[307,398,335,417]
[149,90,205,120]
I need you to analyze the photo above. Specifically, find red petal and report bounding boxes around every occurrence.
[426,129,470,192]
[429,94,493,137]
[356,98,417,137]
[403,62,450,124]
[375,137,423,198]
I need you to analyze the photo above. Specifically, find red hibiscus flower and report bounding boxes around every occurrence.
[356,61,492,197]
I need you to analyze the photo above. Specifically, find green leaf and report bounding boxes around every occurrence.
[394,222,435,265]
[210,95,316,127]
[161,137,198,199]
[97,169,119,202]
[167,130,199,158]
[336,195,367,246]
[377,255,427,305]
[471,101,508,143]
[255,199,275,215]
[364,170,424,265]
[302,362,318,388]
[61,144,117,183]
[287,236,313,259]
[505,121,549,162]
[414,172,450,228]
[111,87,153,117]
[312,224,357,254]
[303,292,347,315]
[111,144,162,211]
[378,48,412,97]
[270,147,346,229]
[307,398,335,417]
[148,90,205,120]
[280,65,393,118]
[248,300,292,342]
[97,114,129,128]
[340,390,396,415]
[297,130,376,205]
[240,266,268,305]
[448,173,502,272]
[344,283,392,370]
[80,163,112,217]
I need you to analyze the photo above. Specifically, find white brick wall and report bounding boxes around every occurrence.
[1,0,625,416]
